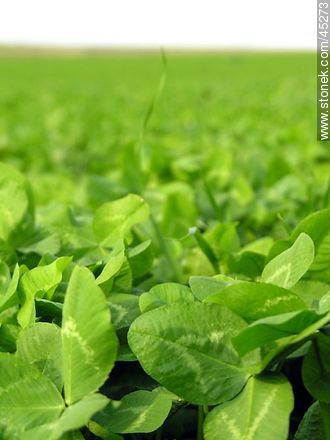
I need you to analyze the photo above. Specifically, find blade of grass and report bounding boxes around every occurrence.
[192,228,220,273]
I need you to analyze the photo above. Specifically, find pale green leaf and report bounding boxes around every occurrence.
[189,276,227,301]
[261,233,314,289]
[0,163,34,242]
[93,194,149,246]
[233,310,330,366]
[204,374,293,440]
[62,266,118,405]
[128,302,257,405]
[17,233,60,256]
[205,281,306,322]
[94,390,172,434]
[0,264,20,313]
[16,322,63,390]
[160,182,197,239]
[0,356,64,433]
[108,293,140,330]
[0,261,10,293]
[96,250,125,286]
[291,280,330,309]
[319,292,330,313]
[18,256,71,328]
[89,421,124,440]
[139,282,194,313]
[22,393,108,440]
[291,208,330,282]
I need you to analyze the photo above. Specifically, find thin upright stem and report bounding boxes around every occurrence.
[197,405,204,440]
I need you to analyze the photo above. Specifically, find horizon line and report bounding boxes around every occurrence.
[0,43,314,55]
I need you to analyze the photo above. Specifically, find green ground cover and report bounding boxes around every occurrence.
[0,51,329,439]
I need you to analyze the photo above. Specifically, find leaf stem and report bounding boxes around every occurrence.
[197,405,204,440]
[203,178,222,221]
[193,229,220,273]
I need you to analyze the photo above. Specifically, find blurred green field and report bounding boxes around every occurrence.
[0,51,327,238]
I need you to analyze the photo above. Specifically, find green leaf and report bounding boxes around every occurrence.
[302,333,330,403]
[0,324,19,351]
[227,251,265,278]
[227,235,272,278]
[94,390,172,434]
[108,293,140,330]
[294,401,327,440]
[0,425,20,440]
[18,256,71,328]
[0,163,34,243]
[128,302,256,405]
[233,310,330,361]
[127,240,154,279]
[291,280,330,309]
[160,182,197,239]
[320,293,330,313]
[22,393,108,440]
[22,256,71,299]
[0,264,20,313]
[89,421,124,440]
[111,257,132,293]
[204,222,240,258]
[241,237,274,255]
[205,282,306,322]
[18,233,60,256]
[0,356,64,433]
[139,282,194,313]
[96,249,125,286]
[182,247,215,278]
[93,194,149,246]
[204,374,293,440]
[35,298,63,321]
[61,432,85,440]
[261,233,314,289]
[320,402,330,439]
[189,276,229,301]
[16,322,63,390]
[0,261,10,293]
[62,266,118,405]
[291,208,330,281]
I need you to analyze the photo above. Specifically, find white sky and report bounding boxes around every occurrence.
[0,0,315,50]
